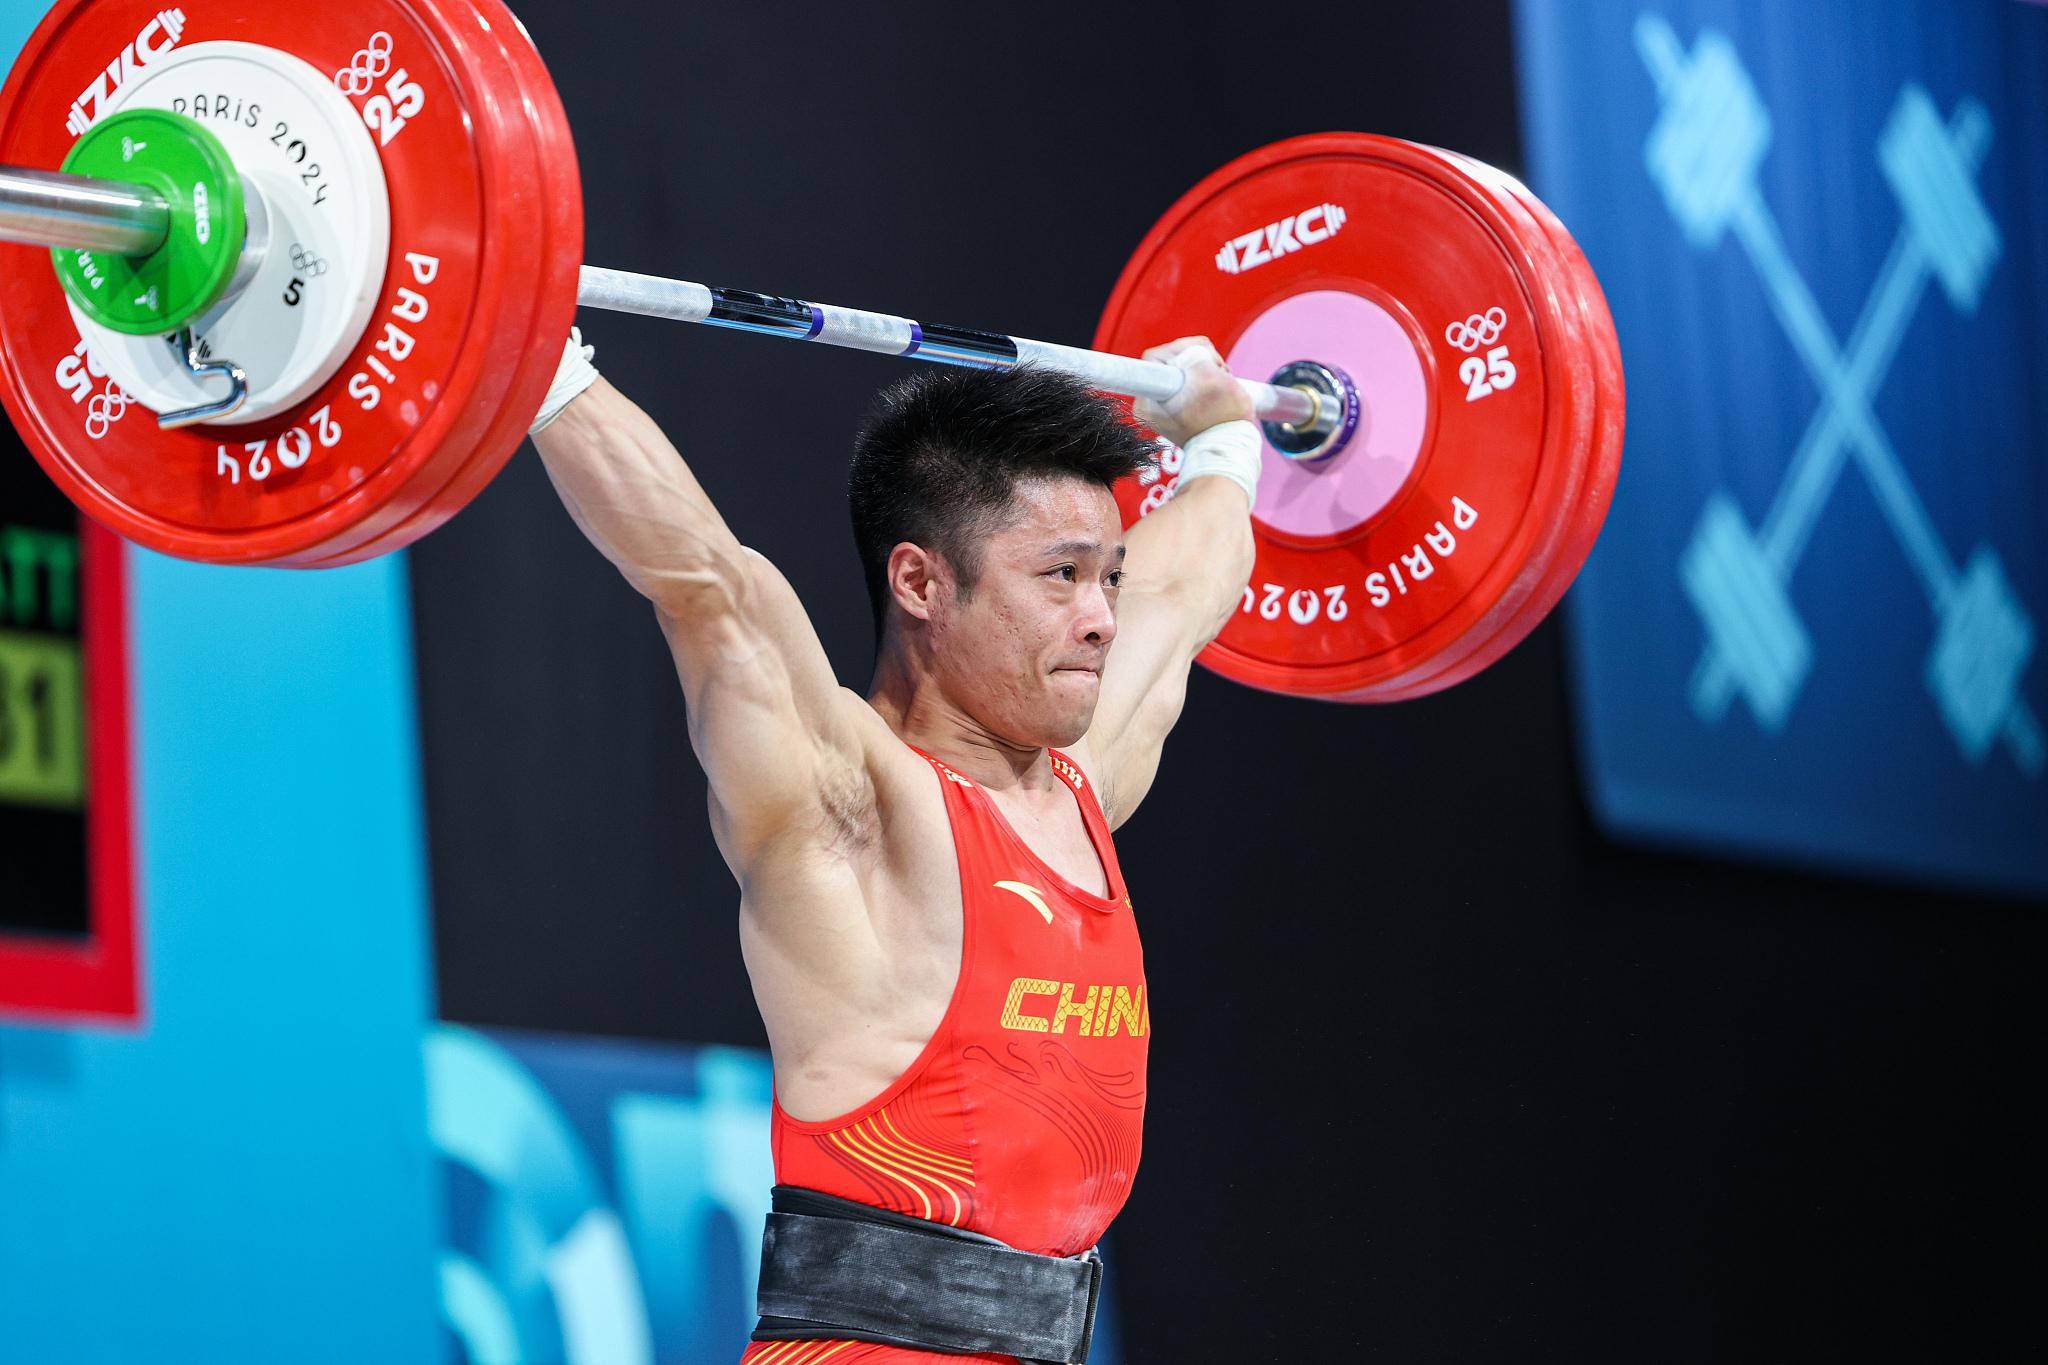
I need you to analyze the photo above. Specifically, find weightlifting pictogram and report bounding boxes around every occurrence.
[1638,14,2040,774]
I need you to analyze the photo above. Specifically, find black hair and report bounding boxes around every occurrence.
[848,364,1152,636]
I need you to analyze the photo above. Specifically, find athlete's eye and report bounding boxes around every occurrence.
[1106,570,1124,589]
[1054,565,1076,582]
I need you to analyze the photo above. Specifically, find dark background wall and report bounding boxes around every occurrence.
[409,2,2043,1359]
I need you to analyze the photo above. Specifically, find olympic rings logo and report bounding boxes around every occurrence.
[1444,307,1508,353]
[289,243,329,279]
[334,31,394,96]
[86,384,131,439]
[1137,443,1185,515]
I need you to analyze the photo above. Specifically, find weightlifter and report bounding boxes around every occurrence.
[527,330,1262,1365]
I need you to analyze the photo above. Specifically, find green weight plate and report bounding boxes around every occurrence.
[52,107,244,336]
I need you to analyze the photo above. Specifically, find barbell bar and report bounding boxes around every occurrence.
[0,161,1342,449]
[0,162,166,253]
[576,267,1336,444]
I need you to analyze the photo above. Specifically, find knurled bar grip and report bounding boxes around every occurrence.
[576,264,1318,427]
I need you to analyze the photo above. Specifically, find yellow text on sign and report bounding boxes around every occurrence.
[0,629,84,809]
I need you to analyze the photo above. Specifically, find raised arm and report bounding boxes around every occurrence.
[526,344,873,870]
[1080,340,1259,826]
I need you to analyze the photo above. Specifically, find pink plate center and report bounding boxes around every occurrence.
[1228,290,1429,539]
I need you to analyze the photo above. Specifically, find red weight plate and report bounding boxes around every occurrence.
[1095,133,1609,702]
[298,0,584,567]
[1447,156,1623,572]
[0,0,581,566]
[1350,148,1624,702]
[1487,163,1626,608]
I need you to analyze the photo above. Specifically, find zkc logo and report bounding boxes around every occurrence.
[1214,203,1347,275]
[64,9,186,136]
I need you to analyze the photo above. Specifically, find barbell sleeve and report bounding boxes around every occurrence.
[575,264,1320,428]
[0,164,169,255]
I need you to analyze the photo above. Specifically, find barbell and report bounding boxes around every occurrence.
[0,0,1622,702]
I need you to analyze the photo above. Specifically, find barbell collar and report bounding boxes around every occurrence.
[155,326,248,429]
[575,265,1322,430]
[0,164,168,256]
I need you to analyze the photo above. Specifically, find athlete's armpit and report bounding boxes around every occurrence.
[667,554,883,870]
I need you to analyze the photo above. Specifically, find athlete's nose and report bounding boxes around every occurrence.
[1076,581,1118,647]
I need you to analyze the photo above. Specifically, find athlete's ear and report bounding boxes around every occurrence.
[886,542,944,622]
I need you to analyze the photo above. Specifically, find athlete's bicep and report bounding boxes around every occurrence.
[659,551,875,856]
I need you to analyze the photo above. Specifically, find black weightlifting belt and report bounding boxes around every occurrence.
[752,1185,1103,1364]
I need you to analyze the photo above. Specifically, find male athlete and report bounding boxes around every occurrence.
[528,327,1263,1364]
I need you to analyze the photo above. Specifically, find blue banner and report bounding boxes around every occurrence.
[1515,0,2048,893]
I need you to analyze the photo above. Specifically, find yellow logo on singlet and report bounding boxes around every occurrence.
[994,880,1054,923]
[1000,978,1148,1037]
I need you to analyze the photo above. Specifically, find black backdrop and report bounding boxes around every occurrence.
[409,2,2043,1359]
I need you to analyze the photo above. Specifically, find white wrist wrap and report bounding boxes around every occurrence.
[1176,419,1263,506]
[529,328,599,435]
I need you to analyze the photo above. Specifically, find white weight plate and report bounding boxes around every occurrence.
[70,40,389,426]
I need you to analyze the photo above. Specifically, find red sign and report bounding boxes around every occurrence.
[0,515,139,1024]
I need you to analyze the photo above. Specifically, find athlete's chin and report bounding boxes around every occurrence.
[1039,714,1093,749]
[1032,674,1100,748]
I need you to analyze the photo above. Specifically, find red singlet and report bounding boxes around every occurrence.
[740,747,1149,1365]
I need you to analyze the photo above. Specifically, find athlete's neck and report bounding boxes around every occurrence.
[868,632,1063,795]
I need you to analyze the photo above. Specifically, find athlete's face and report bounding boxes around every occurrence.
[927,476,1124,749]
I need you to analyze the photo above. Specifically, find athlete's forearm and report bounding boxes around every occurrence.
[1125,339,1259,645]
[533,378,753,622]
[1123,473,1256,645]
[1083,470,1253,822]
